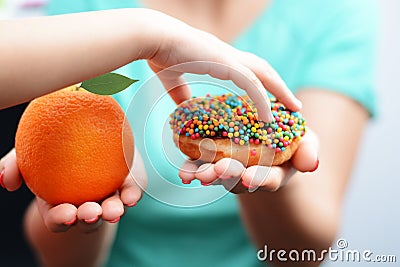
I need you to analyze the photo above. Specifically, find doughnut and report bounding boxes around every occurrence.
[169,94,306,167]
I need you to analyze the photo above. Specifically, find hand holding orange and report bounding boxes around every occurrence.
[15,86,134,206]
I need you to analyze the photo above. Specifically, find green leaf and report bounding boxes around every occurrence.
[81,73,138,95]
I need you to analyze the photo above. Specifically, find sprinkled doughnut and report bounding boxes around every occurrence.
[169,94,307,167]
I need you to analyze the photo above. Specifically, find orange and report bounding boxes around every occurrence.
[15,86,134,206]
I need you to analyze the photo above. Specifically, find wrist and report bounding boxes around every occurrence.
[126,8,171,60]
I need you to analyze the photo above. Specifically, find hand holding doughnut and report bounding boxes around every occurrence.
[170,94,306,167]
[177,130,319,193]
[170,94,317,192]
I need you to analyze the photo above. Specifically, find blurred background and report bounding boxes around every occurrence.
[323,0,400,265]
[0,0,398,266]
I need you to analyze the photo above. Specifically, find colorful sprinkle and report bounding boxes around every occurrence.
[170,94,307,152]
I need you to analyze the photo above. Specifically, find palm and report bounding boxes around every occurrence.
[0,148,146,233]
[179,130,319,193]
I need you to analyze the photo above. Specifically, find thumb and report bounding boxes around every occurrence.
[0,149,23,191]
[147,61,191,105]
[290,129,319,172]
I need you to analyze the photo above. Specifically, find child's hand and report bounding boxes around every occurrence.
[34,177,140,233]
[143,8,302,122]
[178,130,319,194]
[0,149,23,192]
[0,149,146,233]
[1,8,301,122]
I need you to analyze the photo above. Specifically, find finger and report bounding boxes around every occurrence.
[75,202,103,232]
[76,202,102,223]
[161,73,192,105]
[213,159,246,193]
[120,174,143,207]
[148,62,191,105]
[195,163,218,185]
[239,51,302,111]
[36,198,78,232]
[214,158,245,179]
[0,149,23,191]
[101,194,125,223]
[291,129,319,172]
[242,165,291,192]
[179,160,200,184]
[219,176,245,194]
[228,63,273,122]
[170,61,273,122]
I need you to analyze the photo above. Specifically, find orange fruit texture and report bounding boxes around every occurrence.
[15,86,134,206]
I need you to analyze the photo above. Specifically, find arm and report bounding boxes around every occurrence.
[0,8,301,121]
[23,148,147,267]
[238,89,369,266]
[0,8,160,108]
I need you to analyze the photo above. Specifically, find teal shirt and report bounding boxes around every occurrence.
[47,1,377,267]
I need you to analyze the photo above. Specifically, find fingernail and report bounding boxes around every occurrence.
[84,216,98,224]
[181,179,191,185]
[310,159,319,172]
[218,175,231,180]
[108,217,120,224]
[63,217,77,226]
[201,181,212,186]
[242,180,253,189]
[241,180,250,189]
[127,202,137,207]
[295,98,303,110]
[0,168,5,189]
[260,109,273,123]
[241,180,256,190]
